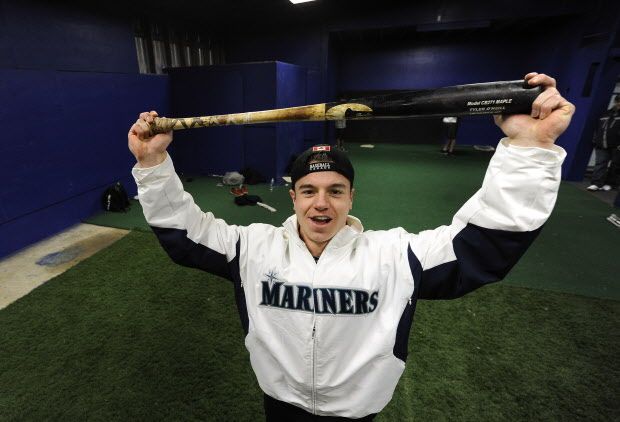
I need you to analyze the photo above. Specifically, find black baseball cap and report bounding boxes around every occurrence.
[291,145,354,189]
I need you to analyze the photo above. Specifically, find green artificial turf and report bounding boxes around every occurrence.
[0,231,261,421]
[1,231,618,420]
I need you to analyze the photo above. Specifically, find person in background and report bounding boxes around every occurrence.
[335,119,346,152]
[441,116,459,155]
[587,95,620,191]
[606,145,620,228]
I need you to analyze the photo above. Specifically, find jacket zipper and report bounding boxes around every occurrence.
[312,322,317,414]
[310,249,319,414]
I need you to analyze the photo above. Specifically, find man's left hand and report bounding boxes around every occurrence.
[494,72,575,149]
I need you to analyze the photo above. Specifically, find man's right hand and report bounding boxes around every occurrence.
[128,111,173,168]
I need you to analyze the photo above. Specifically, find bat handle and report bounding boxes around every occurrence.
[149,117,179,137]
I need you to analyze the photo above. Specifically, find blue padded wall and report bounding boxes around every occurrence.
[0,71,169,257]
[226,30,329,147]
[276,62,306,178]
[167,67,245,175]
[0,0,170,258]
[304,70,325,148]
[168,62,307,180]
[243,126,278,180]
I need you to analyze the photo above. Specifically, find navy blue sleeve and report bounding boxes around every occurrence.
[414,223,542,300]
[150,226,239,282]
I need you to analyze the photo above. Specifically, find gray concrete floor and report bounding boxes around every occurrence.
[0,223,128,309]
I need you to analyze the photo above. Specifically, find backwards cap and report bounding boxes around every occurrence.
[291,145,354,188]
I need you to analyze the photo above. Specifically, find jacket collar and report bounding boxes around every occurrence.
[283,214,364,251]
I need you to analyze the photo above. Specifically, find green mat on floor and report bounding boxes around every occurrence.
[85,143,620,300]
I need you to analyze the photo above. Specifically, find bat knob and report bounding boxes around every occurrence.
[149,117,176,136]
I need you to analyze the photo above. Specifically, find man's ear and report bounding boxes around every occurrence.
[349,188,355,209]
[289,189,296,203]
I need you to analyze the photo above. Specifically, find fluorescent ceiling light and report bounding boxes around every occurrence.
[290,0,316,4]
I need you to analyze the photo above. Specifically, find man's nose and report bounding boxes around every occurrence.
[313,191,329,209]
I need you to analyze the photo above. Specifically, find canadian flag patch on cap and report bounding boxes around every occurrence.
[312,145,331,152]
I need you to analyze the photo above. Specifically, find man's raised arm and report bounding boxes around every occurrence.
[408,73,574,300]
[129,111,243,281]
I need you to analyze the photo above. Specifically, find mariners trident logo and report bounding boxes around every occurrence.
[259,269,379,315]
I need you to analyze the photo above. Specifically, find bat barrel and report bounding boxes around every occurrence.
[341,80,542,119]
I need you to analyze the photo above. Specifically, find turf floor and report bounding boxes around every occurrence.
[2,143,619,420]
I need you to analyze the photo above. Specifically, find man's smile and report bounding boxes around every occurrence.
[309,215,333,226]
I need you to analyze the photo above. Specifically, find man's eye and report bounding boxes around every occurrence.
[302,190,313,195]
[331,190,343,195]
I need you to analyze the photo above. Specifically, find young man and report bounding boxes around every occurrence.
[128,73,574,420]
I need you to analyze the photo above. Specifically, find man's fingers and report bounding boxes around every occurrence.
[526,73,556,89]
[532,87,559,117]
[137,119,151,133]
[539,95,575,122]
[531,87,559,118]
[525,72,561,118]
[138,111,158,123]
[130,122,141,134]
[559,98,576,118]
[130,120,151,139]
[538,94,564,119]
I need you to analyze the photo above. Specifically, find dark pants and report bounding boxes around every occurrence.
[591,147,618,187]
[606,148,620,208]
[263,394,377,422]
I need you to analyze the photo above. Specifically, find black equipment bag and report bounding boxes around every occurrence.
[102,182,131,212]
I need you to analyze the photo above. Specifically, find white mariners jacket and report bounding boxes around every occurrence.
[132,139,565,418]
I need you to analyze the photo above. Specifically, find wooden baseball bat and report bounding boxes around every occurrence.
[149,80,542,135]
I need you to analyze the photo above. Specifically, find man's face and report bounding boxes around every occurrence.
[289,171,354,255]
